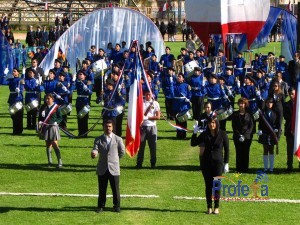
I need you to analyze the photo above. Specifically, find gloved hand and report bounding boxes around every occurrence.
[62,86,67,91]
[257,130,263,136]
[15,87,20,93]
[83,85,89,91]
[22,67,26,75]
[256,91,261,97]
[185,98,189,103]
[223,95,228,99]
[35,79,40,85]
[236,80,240,88]
[72,74,76,82]
[41,111,45,118]
[227,89,232,96]
[193,121,200,134]
[224,163,229,173]
[4,67,9,75]
[53,122,58,126]
[143,116,148,120]
[274,129,278,133]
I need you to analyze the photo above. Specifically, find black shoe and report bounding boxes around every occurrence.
[135,164,142,169]
[151,164,156,169]
[113,206,121,213]
[96,207,104,213]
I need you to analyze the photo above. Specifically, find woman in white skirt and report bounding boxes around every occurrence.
[39,93,63,168]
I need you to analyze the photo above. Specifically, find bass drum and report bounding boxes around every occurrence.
[8,101,23,115]
[184,60,198,73]
[176,109,191,122]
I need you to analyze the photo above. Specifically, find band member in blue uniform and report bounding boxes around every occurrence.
[55,71,71,129]
[239,74,259,115]
[251,53,263,77]
[76,70,93,137]
[195,49,208,72]
[255,69,270,109]
[97,78,126,135]
[7,68,25,135]
[161,67,176,120]
[24,68,42,130]
[276,55,289,84]
[173,73,191,139]
[187,66,205,120]
[148,54,160,76]
[51,58,63,81]
[234,52,246,86]
[159,46,175,79]
[43,69,58,95]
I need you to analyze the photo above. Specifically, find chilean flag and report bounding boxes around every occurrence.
[185,0,270,50]
[126,40,144,157]
[293,82,300,159]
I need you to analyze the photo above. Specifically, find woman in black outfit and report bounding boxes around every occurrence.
[231,98,254,172]
[191,116,229,214]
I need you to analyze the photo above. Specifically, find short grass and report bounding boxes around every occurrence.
[1,41,299,225]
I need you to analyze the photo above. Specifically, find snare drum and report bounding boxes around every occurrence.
[59,103,72,115]
[25,99,39,112]
[176,109,191,122]
[215,106,233,121]
[184,60,198,73]
[77,105,90,118]
[8,101,23,115]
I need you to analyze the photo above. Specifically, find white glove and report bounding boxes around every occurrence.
[143,116,148,120]
[56,94,62,99]
[256,91,261,97]
[227,90,232,96]
[193,121,200,134]
[4,67,9,75]
[236,80,240,88]
[224,163,229,173]
[83,85,89,91]
[72,74,76,82]
[257,130,262,136]
[15,87,20,93]
[35,79,40,85]
[185,98,189,103]
[62,86,67,91]
[39,76,42,84]
[224,95,228,99]
[22,67,26,75]
[274,129,278,133]
[41,110,45,118]
[53,122,58,126]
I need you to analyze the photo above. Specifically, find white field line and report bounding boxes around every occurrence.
[1,192,300,203]
[0,192,159,198]
[173,196,300,203]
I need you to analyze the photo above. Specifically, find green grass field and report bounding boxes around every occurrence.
[1,41,300,225]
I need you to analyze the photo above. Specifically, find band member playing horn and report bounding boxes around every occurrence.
[187,66,205,120]
[7,68,25,135]
[24,68,42,130]
[39,93,63,168]
[255,69,270,109]
[173,73,191,140]
[76,70,93,137]
[257,97,280,172]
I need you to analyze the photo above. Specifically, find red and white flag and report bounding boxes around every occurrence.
[44,2,48,10]
[293,82,300,159]
[162,2,169,12]
[126,41,144,157]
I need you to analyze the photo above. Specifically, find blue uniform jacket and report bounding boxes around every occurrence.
[7,77,24,105]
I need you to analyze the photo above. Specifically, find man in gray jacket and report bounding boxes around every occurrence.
[91,120,125,213]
